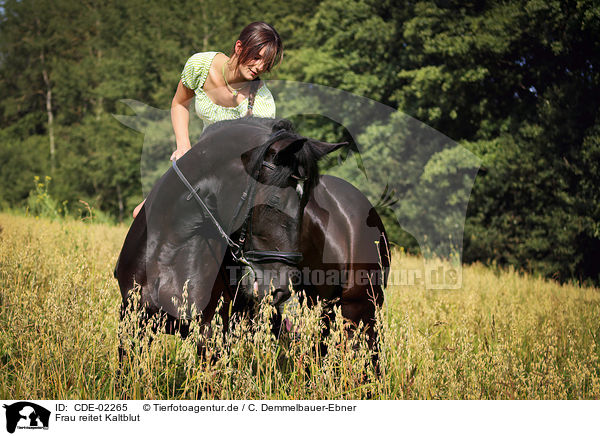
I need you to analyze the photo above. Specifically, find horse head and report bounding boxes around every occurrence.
[224,119,346,307]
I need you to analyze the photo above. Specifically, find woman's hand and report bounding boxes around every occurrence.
[170,148,188,161]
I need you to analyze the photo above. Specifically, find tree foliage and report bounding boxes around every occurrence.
[0,0,598,283]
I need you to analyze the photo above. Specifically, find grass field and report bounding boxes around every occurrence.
[1,213,599,399]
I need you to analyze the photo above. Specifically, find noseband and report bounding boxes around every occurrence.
[171,132,304,271]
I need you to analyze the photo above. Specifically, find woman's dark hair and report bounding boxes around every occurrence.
[231,22,283,72]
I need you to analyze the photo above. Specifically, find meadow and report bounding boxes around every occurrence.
[1,212,599,400]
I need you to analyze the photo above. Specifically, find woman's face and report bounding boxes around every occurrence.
[235,42,269,80]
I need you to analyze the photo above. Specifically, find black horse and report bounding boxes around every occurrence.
[114,117,389,362]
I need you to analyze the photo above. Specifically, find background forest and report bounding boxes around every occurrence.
[0,0,598,285]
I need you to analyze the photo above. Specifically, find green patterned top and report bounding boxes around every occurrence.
[180,51,276,129]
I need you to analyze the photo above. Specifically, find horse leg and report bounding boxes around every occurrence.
[341,297,382,369]
[117,301,132,379]
[117,300,157,383]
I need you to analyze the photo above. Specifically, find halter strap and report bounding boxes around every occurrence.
[244,250,303,265]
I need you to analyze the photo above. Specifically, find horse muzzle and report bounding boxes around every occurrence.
[236,252,302,305]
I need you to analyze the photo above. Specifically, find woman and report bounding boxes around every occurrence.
[133,21,283,218]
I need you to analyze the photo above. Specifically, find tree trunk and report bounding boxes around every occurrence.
[35,13,56,174]
[95,18,103,120]
[40,50,56,174]
[202,6,209,51]
[116,183,124,223]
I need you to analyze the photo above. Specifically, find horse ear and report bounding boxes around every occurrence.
[309,140,348,160]
[272,137,307,165]
[271,119,294,133]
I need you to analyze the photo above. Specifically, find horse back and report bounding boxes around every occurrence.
[301,175,389,303]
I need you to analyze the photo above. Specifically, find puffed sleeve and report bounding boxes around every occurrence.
[252,83,276,118]
[180,52,213,91]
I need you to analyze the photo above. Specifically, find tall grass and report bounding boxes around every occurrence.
[1,213,599,399]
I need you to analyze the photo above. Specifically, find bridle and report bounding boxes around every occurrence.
[171,131,305,272]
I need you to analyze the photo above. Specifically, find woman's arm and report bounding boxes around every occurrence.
[170,80,195,161]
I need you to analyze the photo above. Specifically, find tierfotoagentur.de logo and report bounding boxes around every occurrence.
[2,402,50,434]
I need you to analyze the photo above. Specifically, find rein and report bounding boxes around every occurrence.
[172,159,240,251]
[171,132,304,269]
